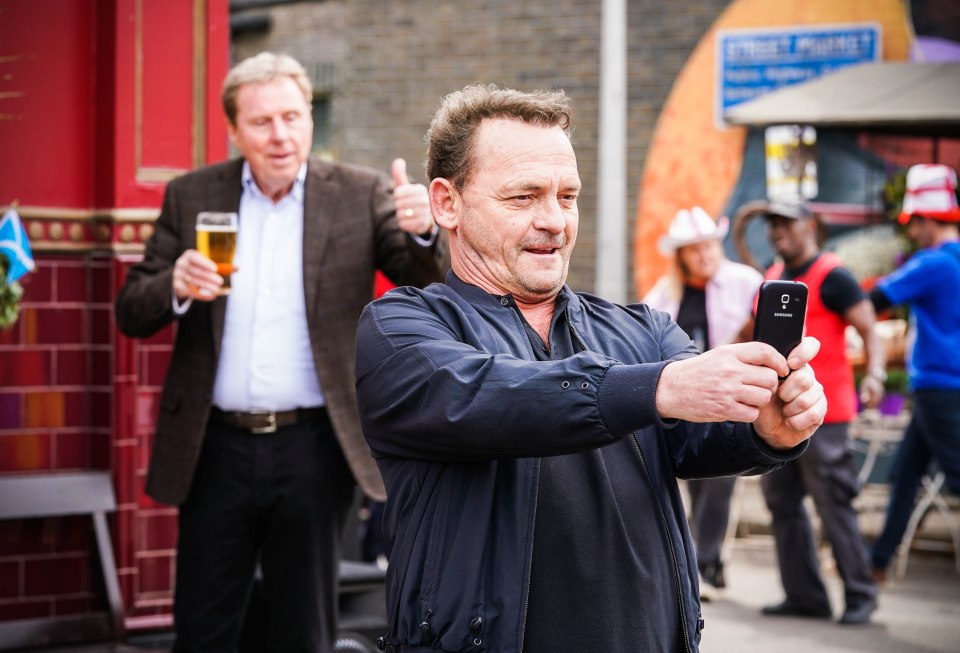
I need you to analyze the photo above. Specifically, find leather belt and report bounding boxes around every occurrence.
[209,406,326,434]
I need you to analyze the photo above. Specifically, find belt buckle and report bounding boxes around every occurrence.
[249,410,277,434]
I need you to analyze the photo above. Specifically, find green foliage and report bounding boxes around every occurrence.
[883,168,907,224]
[884,367,909,394]
[882,168,918,257]
[854,366,910,395]
[0,256,24,330]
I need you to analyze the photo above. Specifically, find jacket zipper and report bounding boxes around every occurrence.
[565,307,588,353]
[566,315,692,648]
[515,305,691,650]
[631,435,691,652]
[518,459,540,653]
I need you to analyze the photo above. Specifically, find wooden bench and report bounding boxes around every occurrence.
[0,471,124,649]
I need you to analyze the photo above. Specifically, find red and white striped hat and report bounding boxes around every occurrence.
[898,163,960,224]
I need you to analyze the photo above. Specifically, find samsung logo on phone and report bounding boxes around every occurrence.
[774,312,794,317]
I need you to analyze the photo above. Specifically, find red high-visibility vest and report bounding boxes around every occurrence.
[766,253,857,423]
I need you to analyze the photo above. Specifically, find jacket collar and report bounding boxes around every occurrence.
[444,269,578,314]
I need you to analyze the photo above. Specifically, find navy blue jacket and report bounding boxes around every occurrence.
[355,273,806,652]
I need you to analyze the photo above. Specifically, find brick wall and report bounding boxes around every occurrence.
[0,252,179,624]
[0,254,113,621]
[112,258,179,624]
[0,256,114,473]
[231,0,731,293]
[0,515,97,620]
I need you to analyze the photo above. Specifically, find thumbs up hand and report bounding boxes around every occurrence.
[391,158,435,236]
[391,157,411,187]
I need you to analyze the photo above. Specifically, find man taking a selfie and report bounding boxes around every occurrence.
[355,84,827,652]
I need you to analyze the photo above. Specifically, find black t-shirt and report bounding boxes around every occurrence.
[676,285,709,352]
[780,255,865,316]
[512,298,684,653]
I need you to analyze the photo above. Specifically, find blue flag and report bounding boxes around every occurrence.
[0,207,35,284]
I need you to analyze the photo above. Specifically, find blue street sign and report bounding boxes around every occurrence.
[716,23,881,126]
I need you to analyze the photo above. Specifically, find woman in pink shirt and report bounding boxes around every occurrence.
[644,206,762,594]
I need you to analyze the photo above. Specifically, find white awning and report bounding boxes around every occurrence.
[723,62,960,135]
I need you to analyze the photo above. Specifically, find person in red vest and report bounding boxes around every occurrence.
[749,201,886,625]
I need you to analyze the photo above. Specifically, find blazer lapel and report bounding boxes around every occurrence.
[302,159,337,324]
[210,160,244,361]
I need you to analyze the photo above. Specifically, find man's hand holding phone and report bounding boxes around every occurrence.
[657,289,826,450]
[751,336,827,450]
[657,336,825,442]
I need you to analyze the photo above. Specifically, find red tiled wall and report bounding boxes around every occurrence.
[0,256,108,474]
[112,258,178,625]
[0,254,178,624]
[0,255,114,621]
[0,517,96,621]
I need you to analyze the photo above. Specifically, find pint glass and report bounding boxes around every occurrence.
[195,212,238,295]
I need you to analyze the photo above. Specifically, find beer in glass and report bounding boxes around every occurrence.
[195,212,238,295]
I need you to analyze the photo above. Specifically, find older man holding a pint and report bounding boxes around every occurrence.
[115,52,443,653]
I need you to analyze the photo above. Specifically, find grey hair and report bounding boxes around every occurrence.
[221,52,312,126]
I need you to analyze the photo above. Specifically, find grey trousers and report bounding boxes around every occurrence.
[688,476,737,567]
[761,422,877,611]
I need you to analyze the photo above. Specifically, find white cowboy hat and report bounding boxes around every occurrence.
[658,206,730,255]
[898,163,960,224]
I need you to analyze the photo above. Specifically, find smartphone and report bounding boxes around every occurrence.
[753,280,808,359]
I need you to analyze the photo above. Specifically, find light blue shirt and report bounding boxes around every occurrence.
[210,162,325,411]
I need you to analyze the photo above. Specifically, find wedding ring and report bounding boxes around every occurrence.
[403,208,415,218]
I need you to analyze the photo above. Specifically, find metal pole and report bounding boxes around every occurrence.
[595,0,628,303]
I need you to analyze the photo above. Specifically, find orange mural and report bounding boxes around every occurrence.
[633,0,912,298]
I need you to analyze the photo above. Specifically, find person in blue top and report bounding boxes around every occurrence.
[868,163,960,583]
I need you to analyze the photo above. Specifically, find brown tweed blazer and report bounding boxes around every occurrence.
[116,157,443,505]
